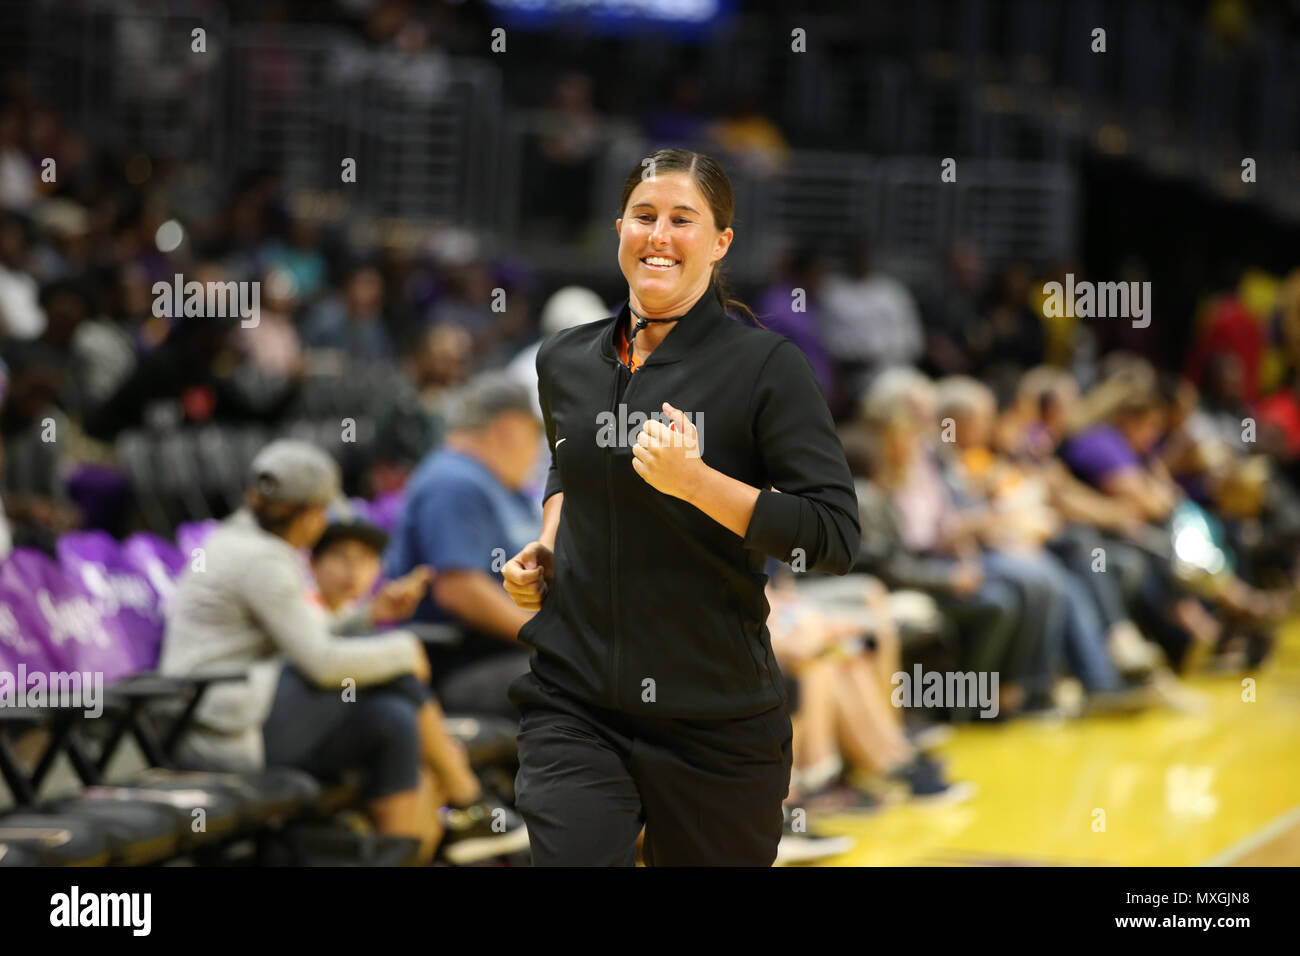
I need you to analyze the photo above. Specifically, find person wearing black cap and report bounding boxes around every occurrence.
[501,148,860,866]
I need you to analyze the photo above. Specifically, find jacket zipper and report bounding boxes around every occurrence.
[606,360,631,709]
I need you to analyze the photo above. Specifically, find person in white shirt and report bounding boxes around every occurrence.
[819,242,924,399]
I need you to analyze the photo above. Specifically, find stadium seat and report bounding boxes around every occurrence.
[75,782,244,849]
[0,841,40,866]
[34,799,181,865]
[115,430,170,534]
[127,768,322,828]
[0,814,113,866]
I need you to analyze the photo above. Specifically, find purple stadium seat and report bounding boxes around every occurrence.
[174,519,219,560]
[58,531,167,673]
[0,548,137,684]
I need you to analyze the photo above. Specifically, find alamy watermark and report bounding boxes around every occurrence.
[595,403,705,458]
[891,664,999,718]
[0,664,104,718]
[49,885,151,935]
[1042,273,1151,328]
[152,274,260,328]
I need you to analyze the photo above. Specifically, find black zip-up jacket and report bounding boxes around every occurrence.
[518,289,860,719]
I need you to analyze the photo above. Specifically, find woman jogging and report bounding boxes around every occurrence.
[501,148,861,866]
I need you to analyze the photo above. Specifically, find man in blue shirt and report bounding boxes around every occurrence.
[385,372,543,719]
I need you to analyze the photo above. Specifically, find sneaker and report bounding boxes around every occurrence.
[1145,668,1211,715]
[774,814,856,865]
[888,755,977,806]
[438,801,531,865]
[1109,622,1162,674]
[798,782,882,816]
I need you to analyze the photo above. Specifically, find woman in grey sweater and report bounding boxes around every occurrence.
[158,439,438,859]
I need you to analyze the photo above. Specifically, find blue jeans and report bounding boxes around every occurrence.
[982,550,1122,695]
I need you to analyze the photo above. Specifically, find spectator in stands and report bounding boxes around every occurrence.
[766,565,974,807]
[159,439,442,862]
[1185,294,1265,405]
[43,275,135,416]
[1060,387,1179,523]
[969,260,1046,376]
[707,89,790,176]
[865,379,1085,711]
[528,71,602,242]
[384,371,543,720]
[919,240,984,377]
[642,72,710,146]
[0,106,39,213]
[237,267,303,379]
[938,376,1169,707]
[820,241,924,402]
[264,218,327,302]
[301,264,393,361]
[757,244,836,399]
[0,213,45,339]
[428,258,499,361]
[308,512,531,861]
[84,290,303,441]
[0,340,76,552]
[372,322,472,492]
[847,406,1031,717]
[505,285,608,505]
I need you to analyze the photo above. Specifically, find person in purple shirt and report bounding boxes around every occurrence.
[755,245,836,398]
[1060,391,1178,522]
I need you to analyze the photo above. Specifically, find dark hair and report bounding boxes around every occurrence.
[618,148,762,328]
[245,489,309,535]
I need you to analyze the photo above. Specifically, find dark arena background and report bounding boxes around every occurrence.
[0,0,1296,907]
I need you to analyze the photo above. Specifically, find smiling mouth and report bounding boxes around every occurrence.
[640,256,679,270]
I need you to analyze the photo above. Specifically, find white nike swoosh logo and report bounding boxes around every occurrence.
[556,438,567,447]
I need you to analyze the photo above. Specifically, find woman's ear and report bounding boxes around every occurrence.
[713,227,734,262]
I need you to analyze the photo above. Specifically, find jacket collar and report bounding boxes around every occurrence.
[599,287,732,368]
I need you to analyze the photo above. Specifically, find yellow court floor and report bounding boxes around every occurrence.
[811,622,1300,866]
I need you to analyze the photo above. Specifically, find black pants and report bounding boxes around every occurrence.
[509,669,792,866]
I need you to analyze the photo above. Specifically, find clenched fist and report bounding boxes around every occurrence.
[503,541,554,610]
[631,401,707,501]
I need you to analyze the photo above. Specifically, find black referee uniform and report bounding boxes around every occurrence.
[510,288,860,866]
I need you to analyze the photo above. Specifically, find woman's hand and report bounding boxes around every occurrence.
[503,541,554,610]
[372,566,434,623]
[632,402,708,501]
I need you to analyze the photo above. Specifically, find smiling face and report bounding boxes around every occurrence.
[615,171,733,317]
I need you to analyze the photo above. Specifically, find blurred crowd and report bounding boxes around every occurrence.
[6,38,1300,862]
